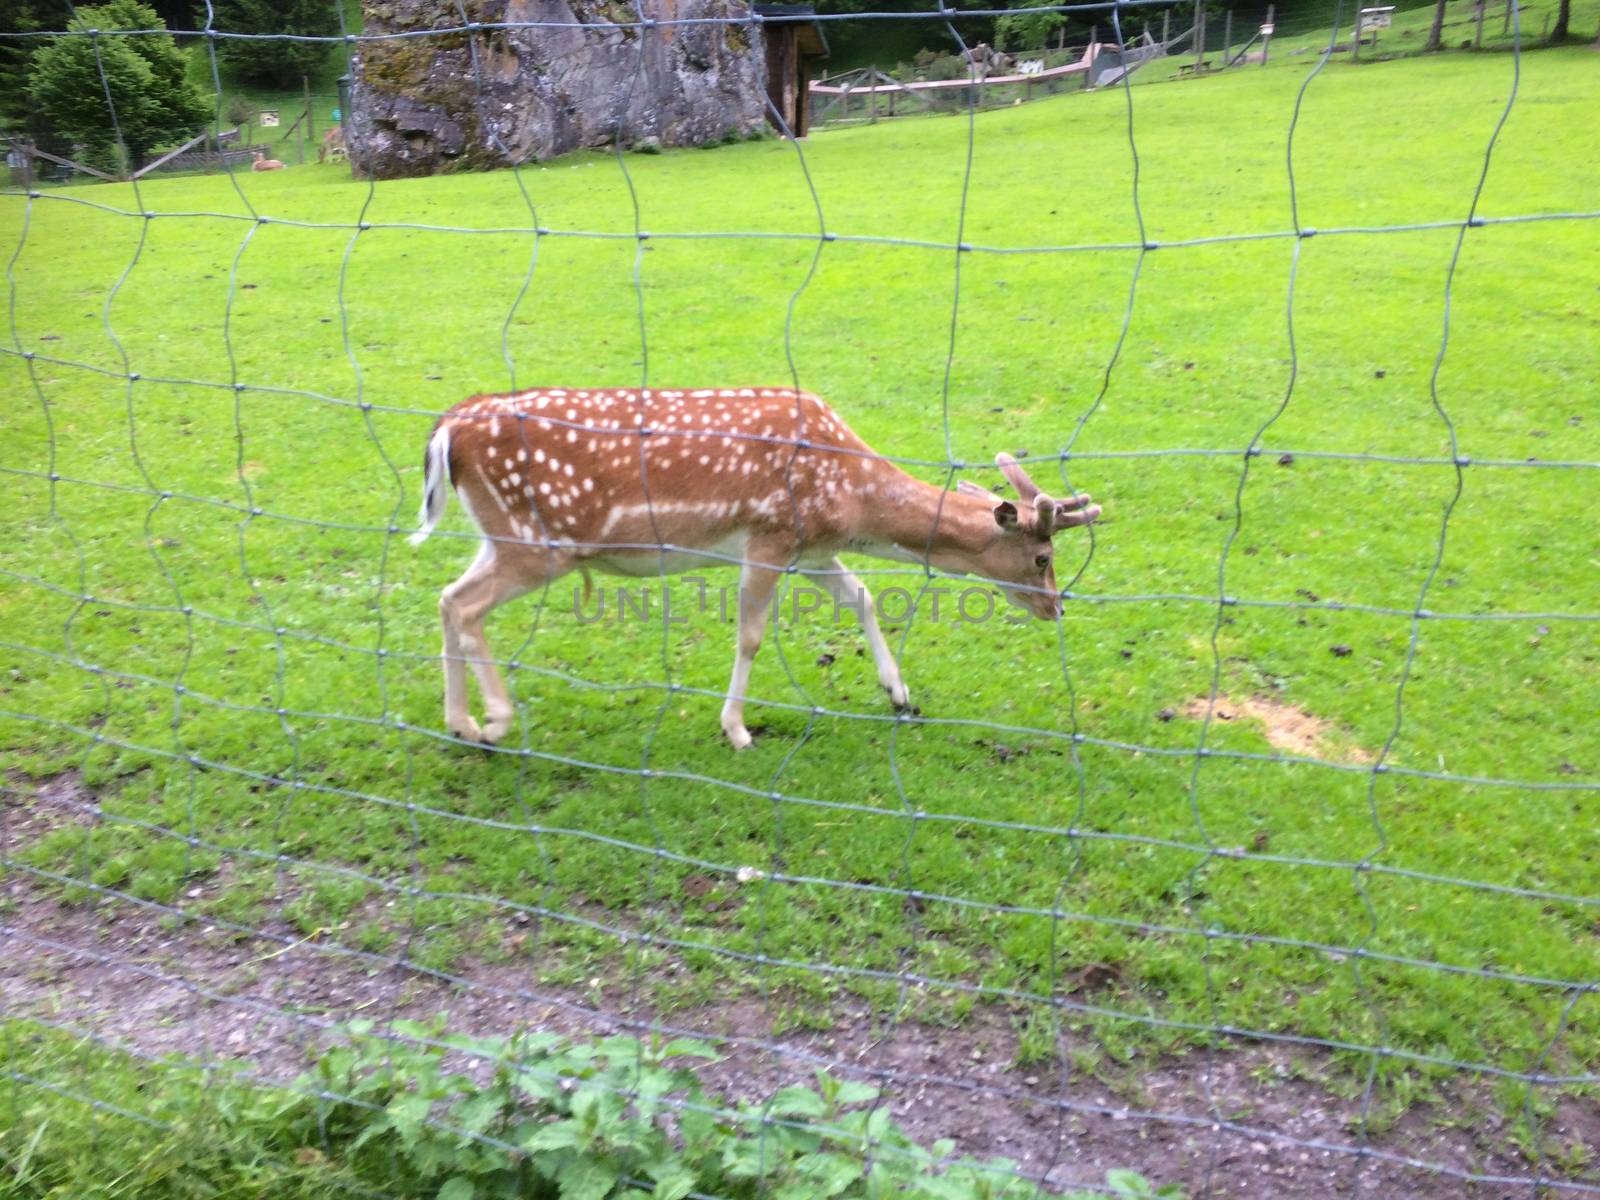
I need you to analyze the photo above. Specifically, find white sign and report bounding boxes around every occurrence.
[1359,7,1394,30]
[1259,22,1274,35]
[1018,59,1044,75]
[259,110,280,128]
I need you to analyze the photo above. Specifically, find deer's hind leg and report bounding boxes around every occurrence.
[439,540,554,746]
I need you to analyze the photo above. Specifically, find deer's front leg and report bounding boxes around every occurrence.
[721,556,784,750]
[803,559,911,711]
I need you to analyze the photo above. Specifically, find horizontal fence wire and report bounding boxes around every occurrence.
[3,1,1599,1197]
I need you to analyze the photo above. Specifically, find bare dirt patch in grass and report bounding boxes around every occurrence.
[2,768,100,851]
[1179,694,1375,764]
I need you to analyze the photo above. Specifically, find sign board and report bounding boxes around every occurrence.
[1358,7,1394,30]
[259,110,280,128]
[1259,22,1274,35]
[330,107,341,122]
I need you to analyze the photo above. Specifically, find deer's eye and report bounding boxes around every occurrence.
[1035,554,1051,571]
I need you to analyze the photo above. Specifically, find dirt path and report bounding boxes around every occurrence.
[4,783,1597,1199]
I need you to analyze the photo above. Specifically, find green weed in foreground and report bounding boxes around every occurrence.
[0,1018,1179,1199]
[1,42,1598,1118]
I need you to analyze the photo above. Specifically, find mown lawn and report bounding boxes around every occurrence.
[3,37,1597,1118]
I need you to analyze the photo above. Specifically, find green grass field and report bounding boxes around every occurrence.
[4,35,1598,1128]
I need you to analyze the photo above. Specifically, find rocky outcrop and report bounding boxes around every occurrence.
[348,0,767,178]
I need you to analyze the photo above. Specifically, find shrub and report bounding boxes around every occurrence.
[26,0,210,171]
[3,1015,1186,1199]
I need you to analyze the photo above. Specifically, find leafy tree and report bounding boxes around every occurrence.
[212,0,338,89]
[0,1,74,138]
[994,10,1066,52]
[26,0,210,170]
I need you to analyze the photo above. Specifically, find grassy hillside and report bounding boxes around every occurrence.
[3,37,1598,1122]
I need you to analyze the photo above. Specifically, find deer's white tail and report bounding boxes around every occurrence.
[408,425,451,547]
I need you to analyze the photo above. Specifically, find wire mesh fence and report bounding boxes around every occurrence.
[3,0,1599,1195]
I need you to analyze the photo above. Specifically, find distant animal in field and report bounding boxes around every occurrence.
[319,125,347,163]
[251,149,284,171]
[409,386,1102,750]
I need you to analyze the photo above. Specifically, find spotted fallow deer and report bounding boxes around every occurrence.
[408,387,1101,749]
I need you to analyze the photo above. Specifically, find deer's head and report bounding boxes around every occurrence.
[951,453,1100,621]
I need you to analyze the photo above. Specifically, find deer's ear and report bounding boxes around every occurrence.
[993,501,1020,531]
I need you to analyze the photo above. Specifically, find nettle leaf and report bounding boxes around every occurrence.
[596,1034,643,1058]
[436,1178,474,1200]
[442,1033,508,1061]
[515,1069,562,1104]
[865,1105,895,1141]
[523,1120,584,1153]
[832,1079,880,1107]
[720,1143,766,1181]
[766,1086,827,1119]
[1106,1169,1161,1198]
[795,1149,864,1196]
[677,1107,718,1150]
[557,1155,620,1200]
[453,1092,506,1140]
[648,1164,696,1200]
[657,1038,719,1062]
[384,1093,434,1149]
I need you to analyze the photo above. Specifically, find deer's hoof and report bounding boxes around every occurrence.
[449,716,485,744]
[723,723,754,751]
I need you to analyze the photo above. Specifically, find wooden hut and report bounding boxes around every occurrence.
[755,4,828,137]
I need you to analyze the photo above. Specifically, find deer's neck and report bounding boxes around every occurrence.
[851,469,997,564]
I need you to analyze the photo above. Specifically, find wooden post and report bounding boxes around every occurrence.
[1194,0,1205,71]
[1502,0,1511,34]
[1474,0,1485,46]
[1162,9,1170,46]
[1352,11,1361,60]
[304,76,315,150]
[1262,3,1273,62]
[869,66,878,122]
[13,141,34,191]
[1223,10,1232,65]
